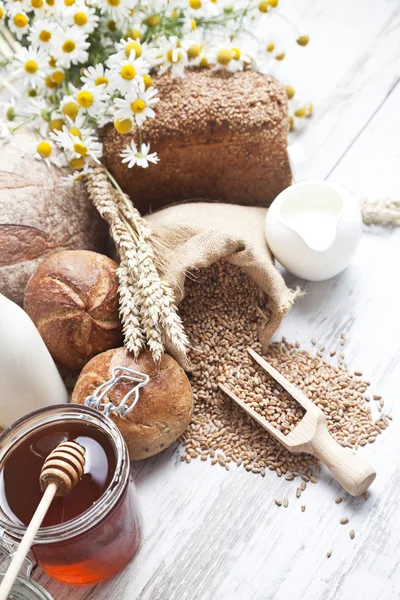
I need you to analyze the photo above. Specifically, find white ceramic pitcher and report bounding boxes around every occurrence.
[265,180,362,281]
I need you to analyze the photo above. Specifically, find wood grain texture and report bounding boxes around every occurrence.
[30,0,400,598]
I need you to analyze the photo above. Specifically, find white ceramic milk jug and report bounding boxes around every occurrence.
[265,180,362,281]
[0,294,68,429]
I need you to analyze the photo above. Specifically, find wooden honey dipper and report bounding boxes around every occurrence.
[0,441,85,600]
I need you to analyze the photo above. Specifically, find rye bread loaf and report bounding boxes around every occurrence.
[0,133,108,305]
[72,348,193,460]
[102,69,292,214]
[24,250,122,370]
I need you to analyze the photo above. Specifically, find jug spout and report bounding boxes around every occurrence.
[294,220,339,253]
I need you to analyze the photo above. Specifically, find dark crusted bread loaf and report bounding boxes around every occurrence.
[24,250,122,370]
[0,133,108,305]
[72,348,193,460]
[102,69,291,214]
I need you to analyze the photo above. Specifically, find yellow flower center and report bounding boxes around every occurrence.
[74,12,87,26]
[258,1,268,12]
[25,60,38,74]
[269,0,278,6]
[107,0,120,6]
[6,107,15,121]
[114,118,133,134]
[69,157,85,170]
[69,127,82,138]
[285,85,295,100]
[131,28,142,40]
[77,90,94,108]
[199,56,209,68]
[62,40,76,53]
[147,14,160,27]
[294,107,306,118]
[191,19,197,30]
[275,52,285,61]
[45,75,57,89]
[49,118,64,132]
[62,101,79,119]
[39,30,52,42]
[143,74,152,89]
[189,0,201,8]
[130,98,146,113]
[64,0,75,5]
[187,44,202,59]
[231,47,241,60]
[48,56,57,68]
[28,89,37,97]
[120,65,136,80]
[171,9,178,18]
[37,141,52,157]
[217,48,232,65]
[167,48,182,63]
[31,0,43,8]
[124,41,142,58]
[95,76,108,86]
[297,35,310,47]
[107,19,116,31]
[73,142,88,156]
[46,0,54,5]
[266,42,275,53]
[13,13,28,27]
[51,70,65,83]
[0,7,4,18]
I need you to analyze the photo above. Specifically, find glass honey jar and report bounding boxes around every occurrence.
[0,403,142,587]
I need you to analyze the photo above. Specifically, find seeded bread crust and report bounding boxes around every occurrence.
[101,69,291,214]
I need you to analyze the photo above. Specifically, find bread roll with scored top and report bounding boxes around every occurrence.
[72,348,193,460]
[102,69,292,214]
[24,250,122,370]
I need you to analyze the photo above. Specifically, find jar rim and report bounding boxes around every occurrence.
[0,404,129,544]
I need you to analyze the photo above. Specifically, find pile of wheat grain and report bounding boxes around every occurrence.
[179,261,390,480]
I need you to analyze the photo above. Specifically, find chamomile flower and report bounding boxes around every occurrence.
[108,55,148,94]
[109,37,156,67]
[63,159,91,182]
[13,46,47,88]
[81,64,112,92]
[29,19,58,49]
[211,42,252,72]
[73,84,109,117]
[60,94,81,120]
[0,1,5,22]
[65,3,99,34]
[53,26,90,68]
[120,141,159,169]
[113,82,159,127]
[156,36,188,78]
[98,0,135,27]
[53,130,102,162]
[33,139,59,167]
[8,10,30,39]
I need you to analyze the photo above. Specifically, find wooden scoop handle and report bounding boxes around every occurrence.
[310,427,376,496]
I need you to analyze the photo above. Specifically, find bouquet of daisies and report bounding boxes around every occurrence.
[0,0,310,180]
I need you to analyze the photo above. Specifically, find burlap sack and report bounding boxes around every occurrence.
[146,202,300,368]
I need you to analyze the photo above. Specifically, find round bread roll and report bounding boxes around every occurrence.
[24,250,122,370]
[72,348,193,460]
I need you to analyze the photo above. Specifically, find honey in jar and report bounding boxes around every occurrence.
[0,405,142,586]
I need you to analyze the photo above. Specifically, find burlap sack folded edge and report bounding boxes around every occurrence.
[147,202,301,370]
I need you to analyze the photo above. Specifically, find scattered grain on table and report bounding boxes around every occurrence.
[283,498,289,508]
[179,262,389,481]
[301,505,306,512]
[327,550,332,558]
[335,497,343,504]
[350,530,355,539]
[275,498,282,507]
[340,517,349,525]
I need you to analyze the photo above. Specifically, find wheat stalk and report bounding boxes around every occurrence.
[85,164,188,363]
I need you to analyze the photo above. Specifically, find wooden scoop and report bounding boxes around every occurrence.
[0,441,85,600]
[219,347,376,496]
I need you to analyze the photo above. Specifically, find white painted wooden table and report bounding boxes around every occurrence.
[33,0,400,598]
